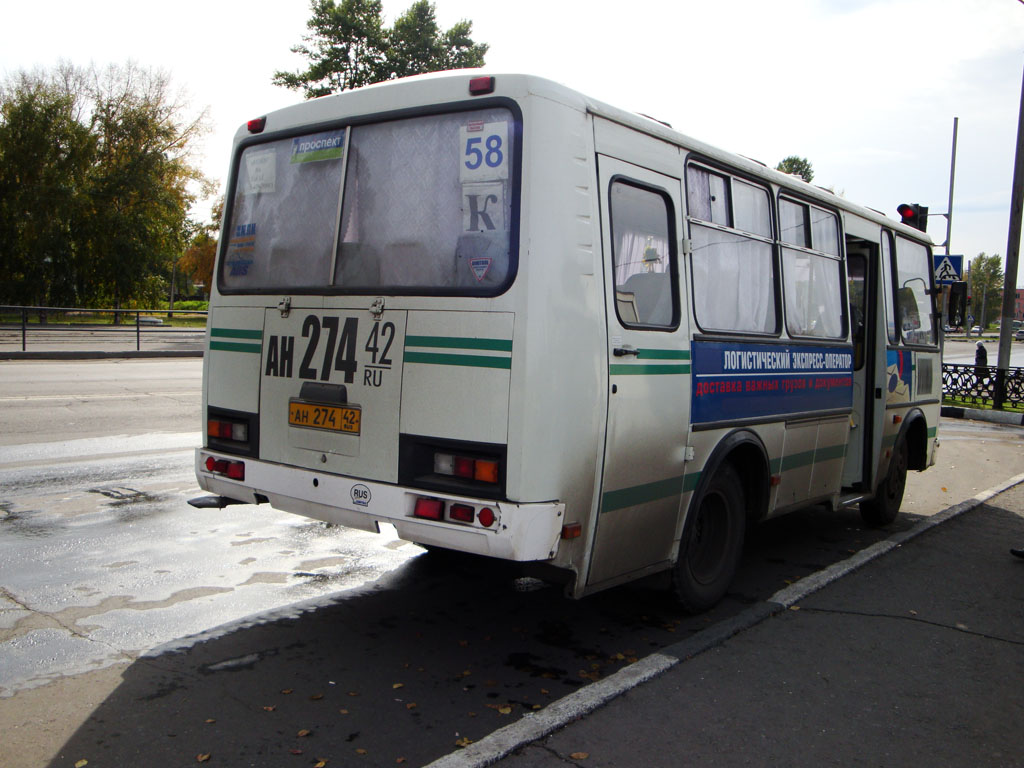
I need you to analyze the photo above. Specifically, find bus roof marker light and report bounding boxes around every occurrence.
[247,116,267,134]
[469,76,494,96]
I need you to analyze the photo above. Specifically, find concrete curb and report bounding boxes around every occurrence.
[424,471,1024,768]
[0,350,203,360]
[941,405,1024,426]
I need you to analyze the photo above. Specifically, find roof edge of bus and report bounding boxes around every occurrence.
[237,70,933,246]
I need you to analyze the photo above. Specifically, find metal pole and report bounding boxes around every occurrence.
[994,61,1024,408]
[21,307,27,352]
[940,117,959,343]
[945,117,958,257]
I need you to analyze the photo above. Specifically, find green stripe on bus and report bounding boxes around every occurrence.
[405,335,513,352]
[211,327,263,340]
[210,341,262,354]
[637,349,690,360]
[403,351,512,369]
[609,364,691,376]
[602,471,702,514]
[777,443,847,472]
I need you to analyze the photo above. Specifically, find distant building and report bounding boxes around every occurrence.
[1017,289,1024,321]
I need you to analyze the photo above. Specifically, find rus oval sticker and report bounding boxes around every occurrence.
[351,484,371,507]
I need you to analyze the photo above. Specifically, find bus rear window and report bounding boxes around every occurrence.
[221,107,518,295]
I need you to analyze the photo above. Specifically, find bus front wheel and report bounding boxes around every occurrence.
[860,435,908,527]
[672,463,746,613]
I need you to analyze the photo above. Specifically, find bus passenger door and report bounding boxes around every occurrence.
[842,238,876,490]
[588,156,690,588]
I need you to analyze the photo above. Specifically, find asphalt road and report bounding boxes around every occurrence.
[1,359,1022,767]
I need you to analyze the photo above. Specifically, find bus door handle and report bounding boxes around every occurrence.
[613,346,639,357]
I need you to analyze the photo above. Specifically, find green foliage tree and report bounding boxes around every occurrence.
[968,252,1004,329]
[776,155,815,183]
[0,63,211,309]
[0,73,94,306]
[273,0,487,98]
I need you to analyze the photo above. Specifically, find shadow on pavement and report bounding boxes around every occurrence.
[46,504,926,767]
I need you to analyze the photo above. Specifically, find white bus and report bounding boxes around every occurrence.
[193,72,939,611]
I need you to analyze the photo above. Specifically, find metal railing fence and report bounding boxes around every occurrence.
[942,363,1024,410]
[0,305,208,353]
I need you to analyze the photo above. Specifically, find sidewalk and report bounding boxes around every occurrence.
[438,479,1024,768]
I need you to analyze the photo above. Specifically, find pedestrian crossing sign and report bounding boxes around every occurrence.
[933,254,962,285]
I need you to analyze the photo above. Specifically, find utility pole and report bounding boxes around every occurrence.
[994,61,1024,408]
[941,117,959,337]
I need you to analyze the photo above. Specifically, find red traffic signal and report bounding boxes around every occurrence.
[897,203,928,232]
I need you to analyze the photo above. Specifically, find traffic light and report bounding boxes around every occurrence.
[897,203,928,232]
[949,281,967,326]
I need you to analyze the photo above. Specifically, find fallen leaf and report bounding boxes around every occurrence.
[310,693,324,700]
[532,704,542,710]
[406,702,417,710]
[355,748,368,755]
[298,729,312,737]
[314,761,327,768]
[392,683,404,689]
[289,749,303,755]
[281,689,293,695]
[348,691,359,697]
[397,759,407,764]
[205,719,216,724]
[540,688,550,695]
[570,752,589,760]
[339,708,350,715]
[75,761,88,768]
[455,737,473,748]
[910,610,918,616]
[789,605,801,611]
[263,706,276,712]
[196,754,211,763]
[497,705,513,715]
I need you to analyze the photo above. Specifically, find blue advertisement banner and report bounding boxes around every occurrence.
[692,340,854,424]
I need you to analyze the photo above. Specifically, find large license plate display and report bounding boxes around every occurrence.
[288,400,361,434]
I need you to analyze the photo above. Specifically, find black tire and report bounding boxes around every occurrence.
[672,463,746,613]
[860,435,908,527]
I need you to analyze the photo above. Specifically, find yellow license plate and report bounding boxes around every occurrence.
[288,401,361,434]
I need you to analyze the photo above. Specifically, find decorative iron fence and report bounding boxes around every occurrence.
[0,305,207,354]
[942,363,1024,409]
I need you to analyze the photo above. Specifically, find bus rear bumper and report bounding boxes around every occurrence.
[195,450,565,562]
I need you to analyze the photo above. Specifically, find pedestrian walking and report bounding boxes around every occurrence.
[975,340,988,368]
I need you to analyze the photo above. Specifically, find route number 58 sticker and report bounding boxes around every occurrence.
[459,121,508,183]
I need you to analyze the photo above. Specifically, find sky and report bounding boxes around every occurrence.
[3,0,1024,280]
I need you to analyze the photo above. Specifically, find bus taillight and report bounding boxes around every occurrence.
[208,418,248,442]
[413,497,445,521]
[204,456,245,481]
[433,452,500,484]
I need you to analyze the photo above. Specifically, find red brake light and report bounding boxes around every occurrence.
[204,456,244,481]
[414,498,445,521]
[453,456,475,479]
[247,116,267,133]
[449,504,475,523]
[469,76,494,95]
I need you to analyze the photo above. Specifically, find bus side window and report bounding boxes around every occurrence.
[686,164,776,334]
[780,200,844,339]
[609,181,677,328]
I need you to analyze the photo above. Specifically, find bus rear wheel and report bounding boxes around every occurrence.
[860,435,908,527]
[672,463,746,613]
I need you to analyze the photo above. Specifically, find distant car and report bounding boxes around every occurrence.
[971,326,982,333]
[1015,329,1024,341]
[137,316,163,325]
